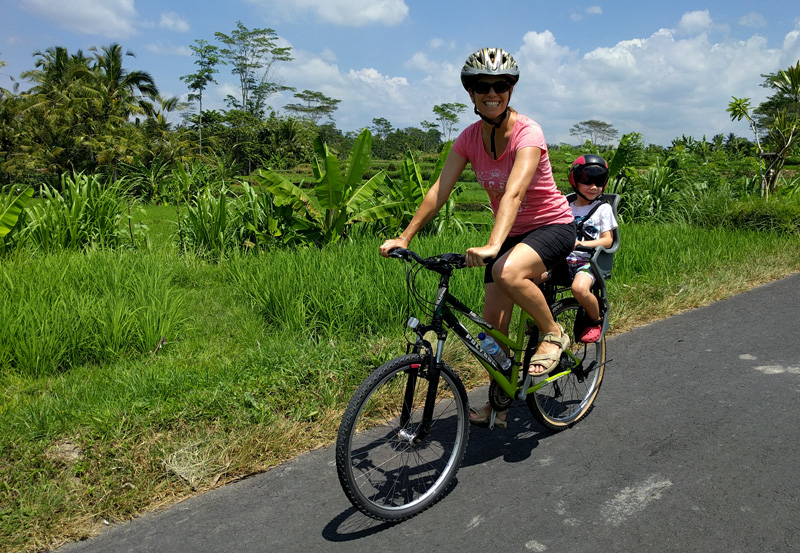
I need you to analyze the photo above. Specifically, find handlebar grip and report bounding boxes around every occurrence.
[388,247,424,263]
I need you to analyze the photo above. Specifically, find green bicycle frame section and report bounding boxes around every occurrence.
[427,282,576,402]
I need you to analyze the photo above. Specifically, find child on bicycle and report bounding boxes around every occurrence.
[564,154,618,342]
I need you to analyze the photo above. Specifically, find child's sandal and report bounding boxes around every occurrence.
[578,319,603,343]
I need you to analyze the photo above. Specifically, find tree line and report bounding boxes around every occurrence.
[0,21,470,188]
[0,18,797,195]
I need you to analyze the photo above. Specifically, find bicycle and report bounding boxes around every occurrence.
[335,194,619,521]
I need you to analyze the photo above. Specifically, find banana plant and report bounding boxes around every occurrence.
[383,142,480,234]
[0,187,33,239]
[254,128,400,246]
[399,145,445,205]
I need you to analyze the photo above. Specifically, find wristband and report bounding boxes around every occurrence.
[397,236,409,244]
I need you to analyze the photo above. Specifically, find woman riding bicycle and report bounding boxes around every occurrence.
[379,47,576,425]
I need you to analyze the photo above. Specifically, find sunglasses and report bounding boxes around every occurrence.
[471,80,512,94]
[574,165,608,187]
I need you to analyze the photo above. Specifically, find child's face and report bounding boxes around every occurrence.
[578,181,603,200]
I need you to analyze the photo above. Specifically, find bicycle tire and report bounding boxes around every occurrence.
[526,298,606,430]
[335,354,469,521]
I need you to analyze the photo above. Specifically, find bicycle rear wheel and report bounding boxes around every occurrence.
[527,298,606,430]
[336,354,469,521]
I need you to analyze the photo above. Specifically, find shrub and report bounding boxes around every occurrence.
[23,173,145,252]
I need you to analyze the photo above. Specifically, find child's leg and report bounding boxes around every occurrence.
[571,272,600,320]
[572,271,603,343]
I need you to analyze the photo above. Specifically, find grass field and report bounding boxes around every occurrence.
[2,202,800,552]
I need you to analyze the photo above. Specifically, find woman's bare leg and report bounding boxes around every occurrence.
[491,244,564,372]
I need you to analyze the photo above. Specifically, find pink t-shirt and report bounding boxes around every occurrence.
[452,114,572,236]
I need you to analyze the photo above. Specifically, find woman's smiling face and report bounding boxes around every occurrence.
[470,77,512,119]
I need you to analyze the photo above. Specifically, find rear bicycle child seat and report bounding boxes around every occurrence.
[541,193,620,293]
[541,193,620,340]
[570,192,621,285]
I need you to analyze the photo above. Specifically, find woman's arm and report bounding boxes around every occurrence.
[379,150,468,257]
[465,146,541,266]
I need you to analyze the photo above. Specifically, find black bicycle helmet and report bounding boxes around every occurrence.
[570,154,609,189]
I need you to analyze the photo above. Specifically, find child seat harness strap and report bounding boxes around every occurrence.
[570,195,607,241]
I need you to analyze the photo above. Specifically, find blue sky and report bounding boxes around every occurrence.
[2,0,799,145]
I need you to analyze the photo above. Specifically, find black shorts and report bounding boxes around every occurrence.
[484,222,576,284]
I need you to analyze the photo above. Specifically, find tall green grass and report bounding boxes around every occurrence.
[225,232,486,341]
[0,251,188,377]
[23,174,146,252]
[2,224,800,553]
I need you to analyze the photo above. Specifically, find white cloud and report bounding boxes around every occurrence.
[783,23,800,64]
[517,30,577,85]
[247,0,409,26]
[739,12,767,29]
[159,12,190,33]
[404,50,458,77]
[211,10,800,145]
[270,47,431,130]
[19,0,138,38]
[214,82,240,105]
[320,48,338,63]
[571,6,602,21]
[514,19,787,145]
[144,41,192,57]
[677,10,712,35]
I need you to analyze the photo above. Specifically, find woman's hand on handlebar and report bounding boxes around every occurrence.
[379,237,409,258]
[465,244,500,268]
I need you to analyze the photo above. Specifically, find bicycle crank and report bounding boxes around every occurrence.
[488,379,513,411]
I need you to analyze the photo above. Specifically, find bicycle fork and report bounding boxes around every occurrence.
[398,331,446,445]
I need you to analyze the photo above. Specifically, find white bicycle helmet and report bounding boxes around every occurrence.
[460,48,520,91]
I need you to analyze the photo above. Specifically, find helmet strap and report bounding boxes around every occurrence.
[574,187,592,202]
[474,107,507,160]
[573,184,606,203]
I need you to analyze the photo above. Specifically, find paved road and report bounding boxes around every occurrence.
[58,274,800,553]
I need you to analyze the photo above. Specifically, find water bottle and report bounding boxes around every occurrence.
[478,332,512,372]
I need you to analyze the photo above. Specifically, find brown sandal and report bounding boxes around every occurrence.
[469,403,508,429]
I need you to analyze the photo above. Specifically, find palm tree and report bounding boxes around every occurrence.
[13,44,162,181]
[73,44,161,179]
[78,43,159,122]
[771,61,800,105]
[11,48,94,180]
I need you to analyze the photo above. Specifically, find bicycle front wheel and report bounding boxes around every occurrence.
[335,354,469,521]
[527,298,606,430]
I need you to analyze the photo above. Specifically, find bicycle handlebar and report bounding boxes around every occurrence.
[389,245,599,268]
[388,247,468,272]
